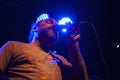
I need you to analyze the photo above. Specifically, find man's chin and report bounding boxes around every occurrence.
[49,37,58,44]
[51,38,57,43]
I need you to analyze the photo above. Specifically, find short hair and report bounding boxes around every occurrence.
[28,13,49,43]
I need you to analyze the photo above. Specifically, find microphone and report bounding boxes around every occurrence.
[53,25,68,33]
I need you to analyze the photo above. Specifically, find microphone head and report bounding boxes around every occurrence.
[53,25,67,33]
[53,23,75,33]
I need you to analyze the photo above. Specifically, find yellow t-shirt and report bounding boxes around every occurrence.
[0,41,63,80]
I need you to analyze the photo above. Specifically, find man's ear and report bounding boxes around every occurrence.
[31,23,38,32]
[32,27,38,32]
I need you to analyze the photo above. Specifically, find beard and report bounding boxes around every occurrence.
[39,29,58,44]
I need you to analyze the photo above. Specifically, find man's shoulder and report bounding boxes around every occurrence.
[6,41,28,45]
[1,41,15,48]
[1,41,29,48]
[0,41,27,53]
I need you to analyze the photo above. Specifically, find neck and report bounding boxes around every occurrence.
[30,39,51,52]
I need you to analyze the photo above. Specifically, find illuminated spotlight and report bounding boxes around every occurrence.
[62,28,67,32]
[116,44,120,48]
[58,17,73,33]
[58,17,73,25]
[36,13,49,23]
[53,50,57,54]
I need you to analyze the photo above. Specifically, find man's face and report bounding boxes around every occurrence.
[37,18,59,44]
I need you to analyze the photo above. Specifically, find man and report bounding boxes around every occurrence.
[0,13,88,80]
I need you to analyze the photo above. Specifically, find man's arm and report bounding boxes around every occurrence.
[65,30,89,80]
[0,41,13,79]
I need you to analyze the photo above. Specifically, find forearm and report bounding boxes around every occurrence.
[66,41,88,80]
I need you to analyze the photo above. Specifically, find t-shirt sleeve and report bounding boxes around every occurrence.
[0,41,14,76]
[50,52,74,80]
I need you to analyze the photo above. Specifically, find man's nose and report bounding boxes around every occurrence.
[51,20,57,25]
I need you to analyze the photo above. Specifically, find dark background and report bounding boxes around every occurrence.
[0,0,119,80]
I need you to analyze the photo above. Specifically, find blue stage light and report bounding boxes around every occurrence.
[58,17,73,25]
[36,13,49,23]
[58,17,73,33]
[36,14,73,33]
[62,28,67,32]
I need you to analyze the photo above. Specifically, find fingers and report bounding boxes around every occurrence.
[68,24,80,41]
[73,34,80,41]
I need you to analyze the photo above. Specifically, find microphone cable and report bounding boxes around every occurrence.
[77,21,111,80]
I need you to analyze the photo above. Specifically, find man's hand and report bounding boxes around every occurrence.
[64,24,80,45]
